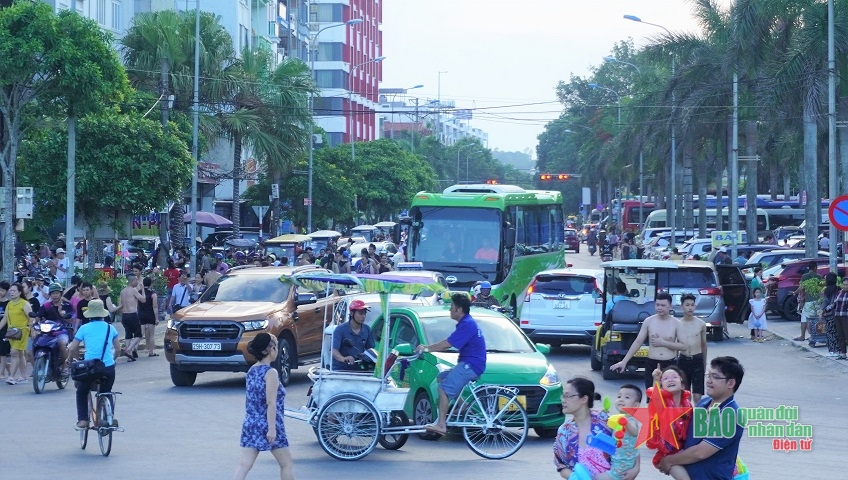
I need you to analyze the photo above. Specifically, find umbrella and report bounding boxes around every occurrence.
[307,229,342,238]
[183,211,233,228]
[224,238,257,248]
[268,234,312,243]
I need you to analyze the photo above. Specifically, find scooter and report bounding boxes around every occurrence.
[32,319,70,394]
[588,243,597,256]
[601,243,614,262]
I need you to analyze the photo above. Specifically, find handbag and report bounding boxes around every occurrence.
[4,327,22,340]
[70,323,110,382]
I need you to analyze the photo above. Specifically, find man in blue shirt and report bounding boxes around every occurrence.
[331,299,375,370]
[659,356,745,480]
[417,293,486,436]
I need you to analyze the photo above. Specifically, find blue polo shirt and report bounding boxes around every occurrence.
[447,314,486,375]
[683,395,743,480]
[74,320,119,368]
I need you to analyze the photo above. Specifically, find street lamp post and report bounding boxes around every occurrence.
[624,14,676,243]
[307,18,363,233]
[349,56,386,166]
[603,56,645,229]
[389,84,423,140]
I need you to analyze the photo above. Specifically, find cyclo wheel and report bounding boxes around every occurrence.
[316,394,379,461]
[462,385,528,460]
[378,410,409,450]
[97,396,113,457]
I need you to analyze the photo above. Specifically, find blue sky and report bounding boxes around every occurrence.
[381,0,730,155]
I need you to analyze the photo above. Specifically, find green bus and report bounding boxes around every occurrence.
[407,184,566,315]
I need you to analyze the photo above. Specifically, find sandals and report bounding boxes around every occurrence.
[148,353,159,357]
[75,421,89,430]
[423,423,447,436]
[792,337,806,341]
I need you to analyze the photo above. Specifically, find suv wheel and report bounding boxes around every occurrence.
[273,337,292,386]
[783,296,800,322]
[170,364,197,387]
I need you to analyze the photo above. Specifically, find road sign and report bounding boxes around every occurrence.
[303,198,312,206]
[828,194,848,231]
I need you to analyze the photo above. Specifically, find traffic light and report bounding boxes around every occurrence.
[539,173,578,181]
[485,179,499,184]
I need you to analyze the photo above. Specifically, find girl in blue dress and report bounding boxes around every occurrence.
[233,333,294,480]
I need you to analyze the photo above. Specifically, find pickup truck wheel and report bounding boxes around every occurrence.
[274,337,292,386]
[170,363,197,387]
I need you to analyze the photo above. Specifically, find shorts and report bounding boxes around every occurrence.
[0,339,10,356]
[122,312,142,340]
[677,353,705,395]
[644,358,677,391]
[437,362,480,399]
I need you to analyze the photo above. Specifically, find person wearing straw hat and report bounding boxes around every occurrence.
[95,281,121,323]
[68,299,121,430]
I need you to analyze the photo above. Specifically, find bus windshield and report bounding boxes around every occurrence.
[409,206,502,265]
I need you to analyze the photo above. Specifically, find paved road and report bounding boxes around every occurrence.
[1,251,845,478]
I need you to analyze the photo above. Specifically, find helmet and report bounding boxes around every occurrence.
[349,299,370,312]
[48,282,63,293]
[480,281,492,290]
[215,253,224,259]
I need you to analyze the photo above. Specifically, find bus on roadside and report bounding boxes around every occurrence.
[406,183,565,317]
[643,208,770,233]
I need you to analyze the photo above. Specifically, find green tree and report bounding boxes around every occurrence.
[18,110,193,235]
[0,1,127,279]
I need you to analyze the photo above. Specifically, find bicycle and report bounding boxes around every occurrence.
[78,378,123,456]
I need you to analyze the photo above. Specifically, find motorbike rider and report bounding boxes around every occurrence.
[331,299,375,371]
[472,281,501,308]
[587,228,598,255]
[35,282,73,372]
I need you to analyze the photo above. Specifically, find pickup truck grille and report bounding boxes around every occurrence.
[179,322,242,340]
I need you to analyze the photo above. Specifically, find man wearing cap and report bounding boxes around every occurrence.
[713,247,731,265]
[36,283,74,370]
[332,299,375,371]
[472,281,500,308]
[54,248,70,286]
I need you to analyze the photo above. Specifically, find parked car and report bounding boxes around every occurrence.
[657,261,749,341]
[678,238,714,260]
[764,258,848,320]
[637,227,672,246]
[787,237,843,257]
[743,249,827,280]
[369,305,565,438]
[519,268,604,347]
[705,244,780,264]
[644,230,698,259]
[164,265,349,387]
[564,228,580,253]
[772,226,803,241]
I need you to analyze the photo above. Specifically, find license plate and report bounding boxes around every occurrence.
[672,295,682,305]
[554,300,570,309]
[498,395,527,412]
[192,342,221,351]
[634,348,649,358]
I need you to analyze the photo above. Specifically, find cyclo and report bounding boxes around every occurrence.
[282,272,529,461]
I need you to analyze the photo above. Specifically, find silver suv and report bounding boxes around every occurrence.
[654,261,749,341]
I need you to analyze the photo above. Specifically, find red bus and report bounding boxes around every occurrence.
[619,200,655,232]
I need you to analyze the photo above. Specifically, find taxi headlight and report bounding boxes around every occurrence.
[539,364,560,386]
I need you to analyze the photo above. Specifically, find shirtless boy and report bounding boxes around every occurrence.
[675,293,707,402]
[610,292,686,389]
[119,274,146,361]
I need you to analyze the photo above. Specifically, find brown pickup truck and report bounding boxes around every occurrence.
[164,265,347,386]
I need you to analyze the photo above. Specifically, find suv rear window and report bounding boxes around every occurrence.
[534,275,596,295]
[200,273,291,303]
[657,268,716,288]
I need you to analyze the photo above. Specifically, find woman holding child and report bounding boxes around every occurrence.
[554,377,640,480]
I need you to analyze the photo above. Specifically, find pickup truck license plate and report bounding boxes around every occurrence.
[192,342,221,351]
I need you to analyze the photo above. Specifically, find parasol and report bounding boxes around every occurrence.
[268,234,312,243]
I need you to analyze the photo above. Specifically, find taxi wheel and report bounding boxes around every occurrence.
[414,391,440,440]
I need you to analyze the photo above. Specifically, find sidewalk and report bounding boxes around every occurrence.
[744,312,848,367]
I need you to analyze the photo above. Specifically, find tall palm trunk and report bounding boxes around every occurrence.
[157,58,171,268]
[232,133,242,236]
[682,141,694,231]
[802,102,819,258]
[744,120,758,240]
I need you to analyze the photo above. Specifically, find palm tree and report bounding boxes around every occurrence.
[214,47,315,235]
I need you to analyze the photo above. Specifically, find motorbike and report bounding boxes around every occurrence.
[601,243,614,262]
[588,243,597,256]
[32,319,71,394]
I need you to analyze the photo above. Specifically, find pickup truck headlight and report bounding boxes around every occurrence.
[167,319,182,331]
[539,364,560,386]
[244,319,269,332]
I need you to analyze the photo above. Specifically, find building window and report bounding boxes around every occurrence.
[316,43,343,62]
[239,25,249,52]
[313,97,344,116]
[326,132,344,147]
[310,4,344,23]
[111,1,121,30]
[315,70,348,89]
[97,0,106,25]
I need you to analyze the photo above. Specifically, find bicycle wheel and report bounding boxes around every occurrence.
[97,396,113,456]
[316,394,379,461]
[32,356,48,394]
[462,385,528,460]
[80,393,93,450]
[378,410,409,450]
